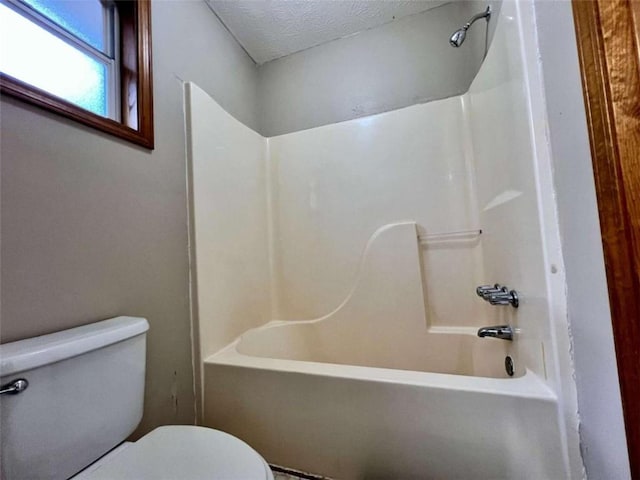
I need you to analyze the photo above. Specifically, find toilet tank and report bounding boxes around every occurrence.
[0,317,149,480]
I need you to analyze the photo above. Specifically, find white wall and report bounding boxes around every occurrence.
[466,0,551,394]
[186,83,272,361]
[170,2,260,132]
[257,1,500,137]
[533,1,630,478]
[188,85,490,359]
[268,97,491,332]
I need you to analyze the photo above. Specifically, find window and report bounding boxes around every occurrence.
[0,0,153,148]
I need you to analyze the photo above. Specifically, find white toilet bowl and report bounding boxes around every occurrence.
[75,426,274,480]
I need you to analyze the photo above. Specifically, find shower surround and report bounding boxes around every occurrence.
[186,1,583,478]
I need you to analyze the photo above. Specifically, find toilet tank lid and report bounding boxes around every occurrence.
[0,316,149,377]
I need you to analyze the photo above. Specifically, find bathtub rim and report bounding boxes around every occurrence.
[205,333,557,402]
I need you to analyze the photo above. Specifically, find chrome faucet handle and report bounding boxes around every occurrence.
[488,294,511,305]
[476,284,503,297]
[476,285,519,307]
[488,290,519,308]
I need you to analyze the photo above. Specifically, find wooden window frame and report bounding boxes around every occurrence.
[572,0,640,476]
[0,0,154,149]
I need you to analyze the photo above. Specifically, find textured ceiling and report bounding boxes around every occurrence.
[206,1,448,64]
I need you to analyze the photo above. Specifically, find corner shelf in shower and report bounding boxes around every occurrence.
[417,228,482,245]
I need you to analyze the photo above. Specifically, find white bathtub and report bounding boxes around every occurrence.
[203,224,571,479]
[205,339,567,479]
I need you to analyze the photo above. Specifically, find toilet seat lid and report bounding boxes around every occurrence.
[80,426,273,480]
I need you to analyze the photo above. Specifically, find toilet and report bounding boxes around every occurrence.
[0,316,274,480]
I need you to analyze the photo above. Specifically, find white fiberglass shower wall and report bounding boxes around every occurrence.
[186,1,583,478]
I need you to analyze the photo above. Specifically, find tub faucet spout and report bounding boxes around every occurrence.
[477,325,513,341]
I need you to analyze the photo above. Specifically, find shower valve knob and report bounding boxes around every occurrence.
[488,290,519,308]
[476,285,519,308]
[476,284,504,298]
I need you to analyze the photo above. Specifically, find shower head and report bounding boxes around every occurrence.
[449,6,491,48]
[449,29,467,48]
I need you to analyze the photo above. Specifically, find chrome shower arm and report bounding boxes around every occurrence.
[462,6,492,32]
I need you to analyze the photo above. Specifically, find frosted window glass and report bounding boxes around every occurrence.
[21,0,106,52]
[0,4,107,116]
